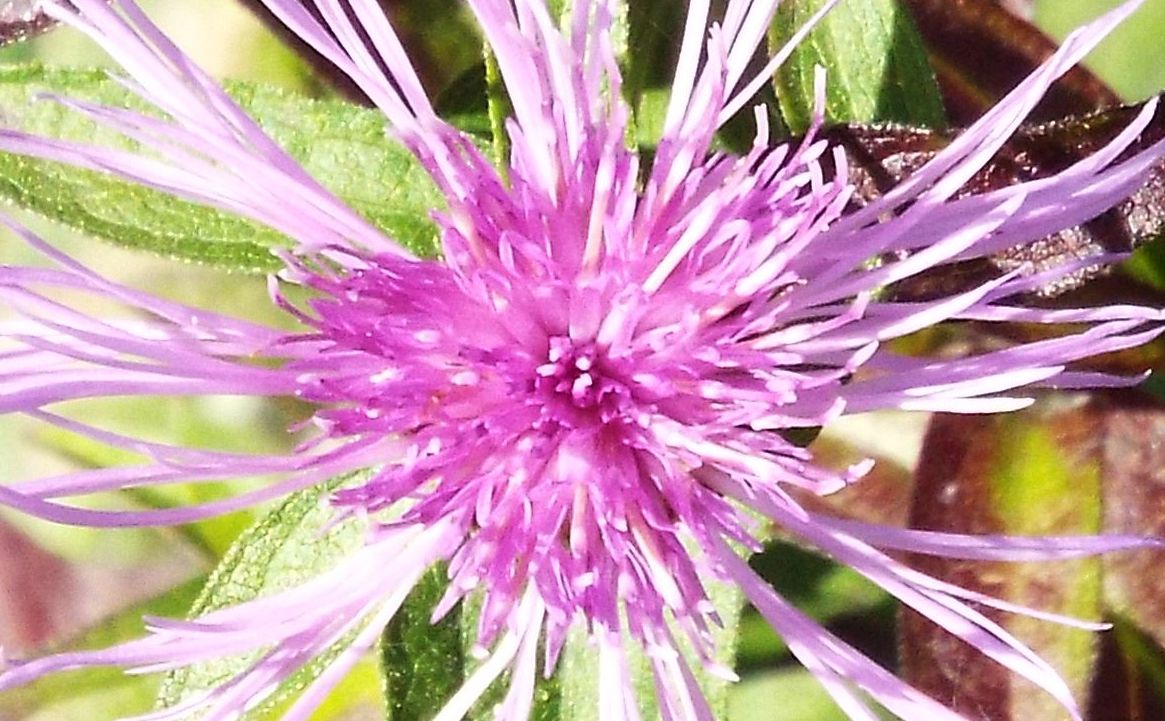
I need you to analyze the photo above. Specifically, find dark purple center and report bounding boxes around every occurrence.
[533,336,631,428]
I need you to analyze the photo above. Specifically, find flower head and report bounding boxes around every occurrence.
[1,1,1164,720]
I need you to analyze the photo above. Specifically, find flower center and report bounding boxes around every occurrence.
[533,336,630,427]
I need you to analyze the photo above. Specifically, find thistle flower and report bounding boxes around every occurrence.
[1,1,1164,720]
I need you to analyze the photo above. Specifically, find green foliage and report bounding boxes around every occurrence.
[737,541,893,668]
[5,2,1165,721]
[0,65,443,270]
[624,0,686,114]
[226,81,444,260]
[156,480,371,720]
[1126,237,1165,290]
[1034,0,1165,101]
[729,669,854,721]
[381,565,465,721]
[988,413,1102,719]
[770,0,946,132]
[549,575,742,721]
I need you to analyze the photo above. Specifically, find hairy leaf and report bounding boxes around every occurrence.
[902,404,1105,721]
[0,64,443,270]
[770,0,945,133]
[156,480,371,720]
[381,564,465,721]
[729,668,850,721]
[553,577,743,721]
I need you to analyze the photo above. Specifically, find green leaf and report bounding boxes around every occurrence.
[378,545,743,721]
[1110,615,1165,717]
[1125,236,1165,290]
[688,577,745,716]
[482,0,636,170]
[550,577,743,720]
[226,81,444,260]
[987,412,1102,720]
[0,64,444,270]
[483,47,512,177]
[30,388,295,561]
[625,0,685,117]
[904,0,1120,125]
[156,479,371,719]
[381,564,465,721]
[737,541,893,668]
[770,0,946,132]
[1033,0,1165,102]
[729,668,853,721]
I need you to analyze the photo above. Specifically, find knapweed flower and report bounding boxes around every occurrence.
[1,0,1164,720]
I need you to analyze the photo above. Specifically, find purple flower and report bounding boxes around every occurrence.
[1,0,1163,720]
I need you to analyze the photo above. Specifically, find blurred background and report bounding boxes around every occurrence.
[1,1,1164,720]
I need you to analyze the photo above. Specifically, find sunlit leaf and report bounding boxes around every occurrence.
[156,479,372,720]
[738,541,894,670]
[234,0,479,105]
[549,576,742,721]
[728,668,850,721]
[770,0,945,133]
[0,64,443,270]
[381,564,465,721]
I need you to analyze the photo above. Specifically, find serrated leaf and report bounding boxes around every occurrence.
[0,64,443,270]
[770,0,945,132]
[156,479,369,719]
